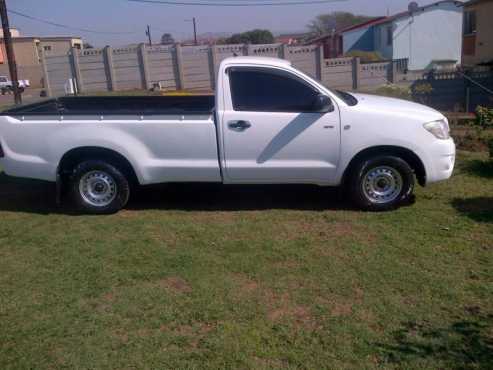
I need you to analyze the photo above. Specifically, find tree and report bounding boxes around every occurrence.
[307,12,373,36]
[160,33,175,45]
[223,29,274,45]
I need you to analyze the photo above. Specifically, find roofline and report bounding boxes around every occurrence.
[462,0,492,6]
[338,0,463,32]
[338,16,388,34]
[0,36,82,42]
[377,0,463,24]
[307,17,385,42]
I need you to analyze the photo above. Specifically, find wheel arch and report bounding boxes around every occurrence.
[57,146,140,185]
[342,145,427,187]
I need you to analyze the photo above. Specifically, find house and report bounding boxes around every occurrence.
[341,1,463,70]
[0,36,83,87]
[462,0,493,66]
[341,17,388,55]
[309,19,388,60]
[308,31,343,59]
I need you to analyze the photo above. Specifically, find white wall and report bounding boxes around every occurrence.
[392,2,463,70]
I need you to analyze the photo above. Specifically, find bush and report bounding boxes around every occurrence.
[345,50,383,62]
[411,82,433,105]
[488,138,493,160]
[475,106,493,128]
[374,84,412,100]
[222,29,274,45]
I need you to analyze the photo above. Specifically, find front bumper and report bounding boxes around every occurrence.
[425,138,456,184]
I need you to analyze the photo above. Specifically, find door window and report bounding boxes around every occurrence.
[229,67,319,112]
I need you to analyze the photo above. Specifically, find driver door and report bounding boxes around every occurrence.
[221,66,340,184]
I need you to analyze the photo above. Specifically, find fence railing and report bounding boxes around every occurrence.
[411,70,493,112]
[41,43,409,97]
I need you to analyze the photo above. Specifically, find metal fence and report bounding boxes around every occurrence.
[41,43,409,97]
[411,70,493,112]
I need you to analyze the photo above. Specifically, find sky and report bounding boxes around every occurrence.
[10,0,446,46]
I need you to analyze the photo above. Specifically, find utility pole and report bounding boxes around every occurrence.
[192,17,197,46]
[0,0,21,104]
[145,25,152,46]
[185,18,198,45]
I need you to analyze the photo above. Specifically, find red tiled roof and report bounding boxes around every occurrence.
[338,17,388,33]
[307,17,386,43]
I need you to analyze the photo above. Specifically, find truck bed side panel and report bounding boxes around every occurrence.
[0,115,221,184]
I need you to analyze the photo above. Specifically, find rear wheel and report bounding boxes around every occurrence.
[70,160,130,214]
[349,155,415,211]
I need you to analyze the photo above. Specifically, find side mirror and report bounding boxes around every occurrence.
[312,94,334,113]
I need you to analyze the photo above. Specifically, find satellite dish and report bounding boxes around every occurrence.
[408,1,419,13]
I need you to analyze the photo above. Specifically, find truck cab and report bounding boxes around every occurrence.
[217,57,341,185]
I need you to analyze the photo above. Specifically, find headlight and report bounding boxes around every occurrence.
[423,119,450,140]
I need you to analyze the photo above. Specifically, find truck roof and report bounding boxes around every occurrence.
[221,56,292,68]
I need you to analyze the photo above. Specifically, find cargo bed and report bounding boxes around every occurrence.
[1,95,216,116]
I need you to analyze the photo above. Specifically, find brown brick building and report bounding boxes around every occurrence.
[462,0,493,66]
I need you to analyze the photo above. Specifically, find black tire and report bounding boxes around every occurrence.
[348,155,415,212]
[69,160,130,214]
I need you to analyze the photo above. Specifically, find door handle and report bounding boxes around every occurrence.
[228,120,251,131]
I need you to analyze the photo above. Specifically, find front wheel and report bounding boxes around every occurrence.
[349,156,415,211]
[70,160,130,214]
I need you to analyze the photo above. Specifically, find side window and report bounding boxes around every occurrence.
[229,68,319,112]
[463,11,476,35]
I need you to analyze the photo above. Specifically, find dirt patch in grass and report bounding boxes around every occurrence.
[252,356,288,369]
[316,287,365,318]
[113,329,130,344]
[158,276,192,294]
[273,259,301,270]
[231,274,318,329]
[330,302,353,317]
[263,290,317,329]
[102,292,115,302]
[268,303,314,326]
[174,322,216,347]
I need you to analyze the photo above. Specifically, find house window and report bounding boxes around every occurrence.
[463,11,476,35]
[386,25,393,46]
[43,45,52,52]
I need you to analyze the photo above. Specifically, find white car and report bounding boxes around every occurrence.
[0,75,30,94]
[0,57,455,214]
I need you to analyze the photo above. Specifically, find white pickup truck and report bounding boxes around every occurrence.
[0,57,455,214]
[0,75,30,94]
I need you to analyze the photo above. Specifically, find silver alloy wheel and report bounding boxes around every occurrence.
[362,166,403,204]
[79,170,117,207]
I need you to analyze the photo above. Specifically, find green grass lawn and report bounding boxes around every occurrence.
[0,152,492,369]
